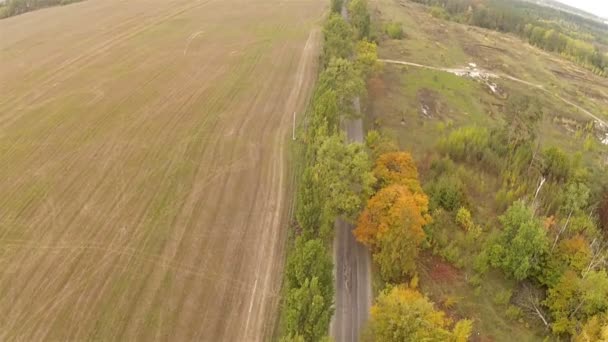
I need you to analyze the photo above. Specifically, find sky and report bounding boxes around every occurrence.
[555,0,608,19]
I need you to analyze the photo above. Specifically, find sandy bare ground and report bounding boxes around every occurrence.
[0,0,323,340]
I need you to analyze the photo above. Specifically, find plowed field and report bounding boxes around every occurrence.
[0,0,323,340]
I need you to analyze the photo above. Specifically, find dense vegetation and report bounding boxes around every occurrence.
[283,0,608,340]
[417,90,608,338]
[282,1,470,341]
[0,0,84,18]
[279,2,375,340]
[412,0,608,76]
[361,0,608,339]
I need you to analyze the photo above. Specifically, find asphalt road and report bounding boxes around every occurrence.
[331,115,373,342]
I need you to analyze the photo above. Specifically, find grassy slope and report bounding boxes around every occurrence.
[367,0,608,340]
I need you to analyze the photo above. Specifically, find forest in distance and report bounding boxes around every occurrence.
[412,0,608,76]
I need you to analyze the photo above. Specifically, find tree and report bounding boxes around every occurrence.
[366,286,472,342]
[489,200,549,280]
[330,0,343,13]
[355,40,379,77]
[295,168,323,236]
[348,0,371,39]
[551,182,590,251]
[322,14,354,64]
[365,130,398,160]
[455,207,473,231]
[284,277,333,342]
[312,134,375,236]
[373,217,426,281]
[545,270,608,335]
[542,147,571,182]
[354,184,431,281]
[373,152,422,192]
[317,58,365,117]
[575,313,608,342]
[285,238,333,298]
[310,88,340,135]
[354,184,430,248]
[545,270,580,335]
[503,95,543,150]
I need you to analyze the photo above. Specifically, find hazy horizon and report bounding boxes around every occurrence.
[555,0,608,19]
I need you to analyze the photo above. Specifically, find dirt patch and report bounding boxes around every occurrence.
[426,255,462,283]
[417,88,444,119]
[368,75,387,99]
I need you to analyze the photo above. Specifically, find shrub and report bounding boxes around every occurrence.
[430,6,449,19]
[427,175,468,211]
[506,305,523,320]
[455,207,473,230]
[385,22,404,39]
[493,289,512,306]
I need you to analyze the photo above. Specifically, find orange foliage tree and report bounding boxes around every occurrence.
[354,184,431,281]
[373,151,422,193]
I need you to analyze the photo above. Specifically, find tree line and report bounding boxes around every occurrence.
[279,1,377,340]
[0,0,84,18]
[413,0,608,76]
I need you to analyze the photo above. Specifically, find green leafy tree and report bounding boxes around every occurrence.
[545,270,608,335]
[542,147,571,182]
[503,95,543,150]
[330,0,343,13]
[551,182,590,251]
[284,277,333,342]
[312,134,375,236]
[348,0,371,39]
[285,237,333,298]
[317,58,365,118]
[489,200,549,280]
[365,130,398,160]
[322,14,354,64]
[296,168,323,236]
[310,88,340,136]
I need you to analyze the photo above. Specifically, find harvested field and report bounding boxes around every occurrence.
[0,0,324,340]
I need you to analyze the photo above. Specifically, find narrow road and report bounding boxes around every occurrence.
[380,58,608,127]
[331,97,373,341]
[331,3,373,340]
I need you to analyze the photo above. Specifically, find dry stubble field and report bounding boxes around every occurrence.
[0,0,324,340]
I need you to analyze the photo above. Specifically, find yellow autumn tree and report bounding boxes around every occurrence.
[366,286,472,342]
[373,151,422,193]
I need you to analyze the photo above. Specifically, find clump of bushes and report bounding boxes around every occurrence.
[384,21,404,39]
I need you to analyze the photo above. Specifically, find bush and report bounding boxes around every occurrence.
[506,305,523,320]
[455,207,473,230]
[493,289,512,306]
[542,146,571,182]
[427,175,468,211]
[430,6,449,19]
[385,22,404,39]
